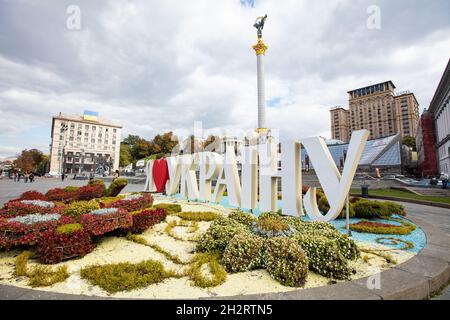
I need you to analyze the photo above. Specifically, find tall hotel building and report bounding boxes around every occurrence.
[330,81,419,142]
[49,111,122,175]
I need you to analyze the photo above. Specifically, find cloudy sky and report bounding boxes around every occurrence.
[0,0,449,159]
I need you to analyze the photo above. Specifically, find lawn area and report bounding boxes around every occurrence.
[350,188,450,205]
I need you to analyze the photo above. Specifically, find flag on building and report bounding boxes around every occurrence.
[83,110,99,121]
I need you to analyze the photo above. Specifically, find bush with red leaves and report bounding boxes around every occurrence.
[76,184,105,201]
[80,209,132,236]
[36,226,95,264]
[102,193,154,212]
[1,201,64,218]
[45,184,105,203]
[0,216,74,249]
[129,208,166,234]
[45,188,78,202]
[19,191,46,200]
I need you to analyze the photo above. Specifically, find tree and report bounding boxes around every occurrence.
[203,135,220,152]
[119,143,132,167]
[152,132,178,155]
[14,149,46,173]
[402,136,416,151]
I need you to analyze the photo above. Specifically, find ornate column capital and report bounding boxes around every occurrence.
[252,38,268,55]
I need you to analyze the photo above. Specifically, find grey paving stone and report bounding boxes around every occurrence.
[0,284,27,300]
[352,268,430,300]
[394,254,450,293]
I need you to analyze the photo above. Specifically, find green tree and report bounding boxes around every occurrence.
[402,136,416,151]
[152,132,178,155]
[119,143,132,167]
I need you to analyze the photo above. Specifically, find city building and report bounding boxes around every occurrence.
[330,81,420,142]
[428,59,450,174]
[302,134,404,174]
[49,111,122,175]
[416,109,439,177]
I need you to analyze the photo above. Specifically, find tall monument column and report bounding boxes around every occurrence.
[253,15,269,134]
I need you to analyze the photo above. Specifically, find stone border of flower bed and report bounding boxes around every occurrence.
[0,214,449,300]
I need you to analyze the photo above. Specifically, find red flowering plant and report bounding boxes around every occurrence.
[36,223,95,264]
[45,188,78,203]
[1,200,64,218]
[76,184,105,201]
[19,191,46,200]
[128,208,167,234]
[101,193,154,212]
[80,208,132,236]
[0,214,74,250]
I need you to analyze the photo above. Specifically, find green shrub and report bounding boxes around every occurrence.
[196,218,249,253]
[64,186,79,192]
[64,200,100,219]
[104,178,128,197]
[223,233,264,272]
[381,201,406,216]
[80,260,176,293]
[88,178,106,189]
[252,214,295,238]
[264,237,309,287]
[27,265,69,288]
[176,211,221,221]
[153,203,182,215]
[56,223,84,235]
[295,234,352,280]
[228,211,256,227]
[186,252,227,288]
[353,199,390,218]
[14,251,31,277]
[317,190,355,218]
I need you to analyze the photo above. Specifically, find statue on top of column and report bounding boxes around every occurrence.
[253,14,267,39]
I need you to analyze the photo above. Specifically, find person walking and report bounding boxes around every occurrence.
[112,169,120,182]
[440,172,449,189]
[29,172,34,183]
[61,172,65,182]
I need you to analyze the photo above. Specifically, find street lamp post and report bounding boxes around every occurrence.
[59,124,68,176]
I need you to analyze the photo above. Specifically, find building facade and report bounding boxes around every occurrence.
[330,81,419,142]
[416,110,439,177]
[49,112,122,175]
[428,59,450,174]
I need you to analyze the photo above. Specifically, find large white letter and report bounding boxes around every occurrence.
[212,146,241,207]
[143,160,156,192]
[198,152,222,202]
[241,146,258,210]
[280,140,302,217]
[302,130,369,221]
[165,156,182,195]
[180,154,199,200]
[258,139,279,213]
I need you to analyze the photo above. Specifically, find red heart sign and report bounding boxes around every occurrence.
[152,159,169,193]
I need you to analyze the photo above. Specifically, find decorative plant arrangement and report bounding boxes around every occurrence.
[80,208,132,236]
[0,180,423,297]
[36,223,95,264]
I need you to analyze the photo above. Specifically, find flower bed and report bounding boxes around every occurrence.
[0,215,74,249]
[36,223,95,264]
[129,209,166,234]
[1,200,64,218]
[350,218,416,235]
[45,184,105,203]
[101,193,154,212]
[80,208,132,236]
[19,191,46,201]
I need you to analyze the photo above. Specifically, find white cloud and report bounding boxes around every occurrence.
[0,0,449,158]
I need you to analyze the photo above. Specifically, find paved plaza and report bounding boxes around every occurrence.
[0,178,449,300]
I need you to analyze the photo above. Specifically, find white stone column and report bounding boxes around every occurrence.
[257,53,266,129]
[253,38,268,133]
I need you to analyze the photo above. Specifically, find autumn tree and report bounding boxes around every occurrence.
[14,149,46,173]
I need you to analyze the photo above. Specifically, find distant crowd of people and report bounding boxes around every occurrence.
[12,171,35,183]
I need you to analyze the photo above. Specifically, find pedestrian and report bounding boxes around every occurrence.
[17,173,21,182]
[61,173,65,181]
[13,172,17,182]
[440,172,449,189]
[112,169,120,181]
[29,173,34,183]
[24,172,29,183]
